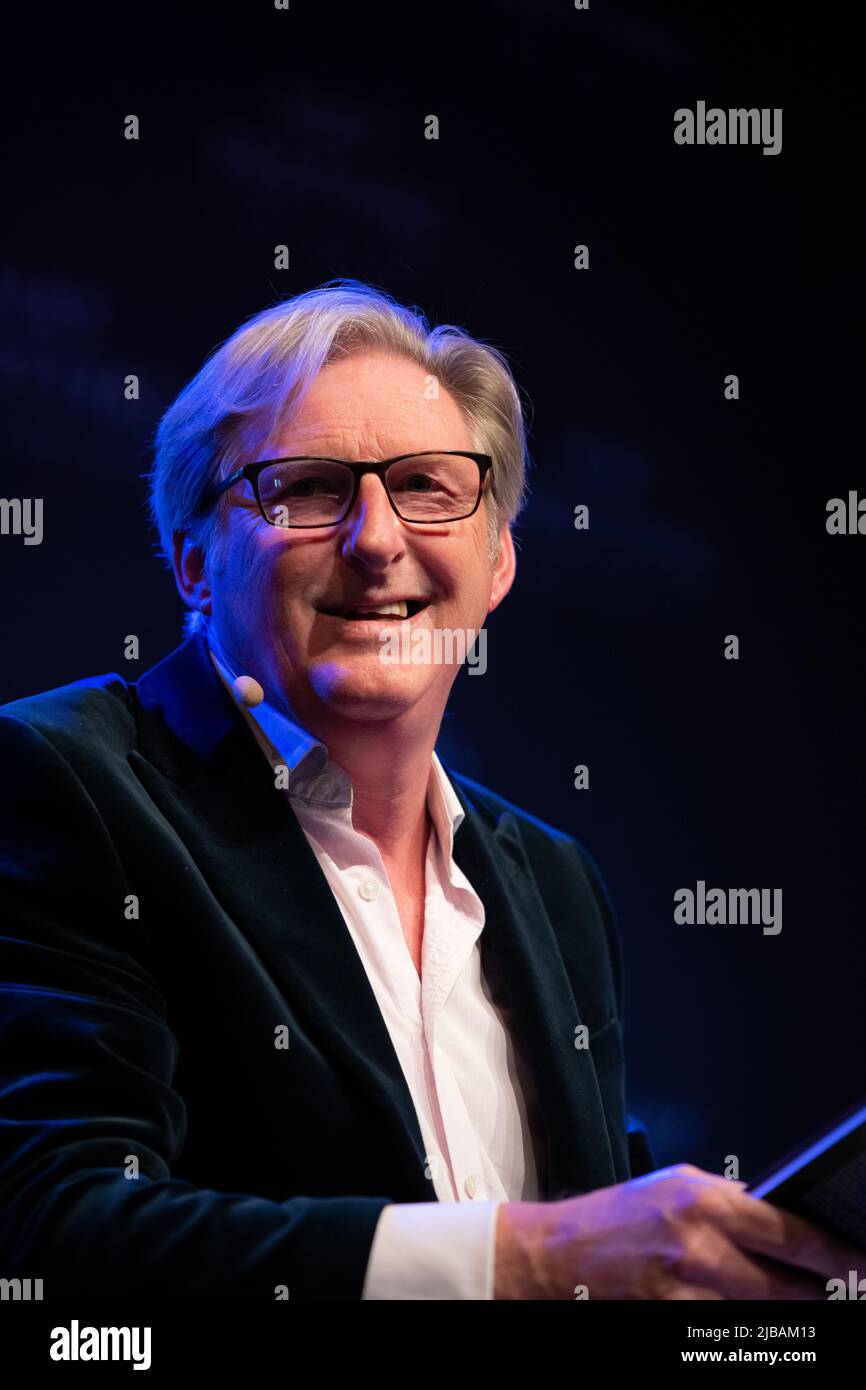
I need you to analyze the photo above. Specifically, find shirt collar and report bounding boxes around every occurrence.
[204,625,465,853]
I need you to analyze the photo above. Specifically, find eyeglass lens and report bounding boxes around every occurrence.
[255,453,482,527]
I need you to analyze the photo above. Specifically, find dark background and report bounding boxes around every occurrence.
[1,1,862,1182]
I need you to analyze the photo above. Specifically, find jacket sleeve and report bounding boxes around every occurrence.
[0,712,390,1299]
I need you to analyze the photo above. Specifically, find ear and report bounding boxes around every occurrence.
[488,523,517,616]
[172,531,212,620]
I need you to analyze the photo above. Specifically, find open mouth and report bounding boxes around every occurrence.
[318,598,430,621]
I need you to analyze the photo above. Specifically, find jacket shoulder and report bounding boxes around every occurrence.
[447,766,577,848]
[0,669,137,763]
[447,764,615,917]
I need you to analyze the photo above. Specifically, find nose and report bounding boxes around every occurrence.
[337,472,407,567]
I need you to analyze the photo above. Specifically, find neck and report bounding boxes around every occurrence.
[322,718,437,861]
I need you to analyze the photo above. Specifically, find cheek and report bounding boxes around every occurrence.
[234,524,291,587]
[216,527,285,626]
[269,545,320,611]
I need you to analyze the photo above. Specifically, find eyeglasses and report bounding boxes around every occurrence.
[200,451,494,528]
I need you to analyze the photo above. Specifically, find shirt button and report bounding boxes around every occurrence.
[463,1174,478,1199]
[358,878,379,901]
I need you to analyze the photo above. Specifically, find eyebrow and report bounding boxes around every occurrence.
[262,447,432,460]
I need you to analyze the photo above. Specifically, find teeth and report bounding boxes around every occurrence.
[352,601,409,618]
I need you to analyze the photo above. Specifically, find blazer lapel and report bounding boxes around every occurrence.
[442,762,619,1199]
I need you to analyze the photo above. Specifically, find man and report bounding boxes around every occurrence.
[0,280,858,1299]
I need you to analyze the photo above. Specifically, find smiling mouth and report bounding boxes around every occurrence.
[318,599,430,621]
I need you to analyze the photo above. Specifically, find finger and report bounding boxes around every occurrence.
[714,1246,828,1300]
[645,1165,747,1191]
[720,1190,865,1281]
[667,1285,725,1300]
[675,1225,829,1301]
[747,1253,832,1301]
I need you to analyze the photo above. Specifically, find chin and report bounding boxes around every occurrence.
[309,662,428,714]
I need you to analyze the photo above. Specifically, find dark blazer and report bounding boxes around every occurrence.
[0,628,653,1299]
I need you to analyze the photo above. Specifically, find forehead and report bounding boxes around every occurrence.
[272,349,472,456]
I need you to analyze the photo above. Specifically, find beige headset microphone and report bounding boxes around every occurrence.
[204,619,265,709]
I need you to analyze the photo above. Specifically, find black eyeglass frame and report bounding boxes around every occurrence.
[200,451,494,528]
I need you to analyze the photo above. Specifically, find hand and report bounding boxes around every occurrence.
[494,1163,865,1300]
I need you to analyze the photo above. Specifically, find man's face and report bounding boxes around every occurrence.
[190,350,516,729]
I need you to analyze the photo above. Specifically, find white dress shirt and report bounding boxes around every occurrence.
[206,634,543,1298]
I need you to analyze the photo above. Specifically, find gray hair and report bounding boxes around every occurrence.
[147,278,532,637]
